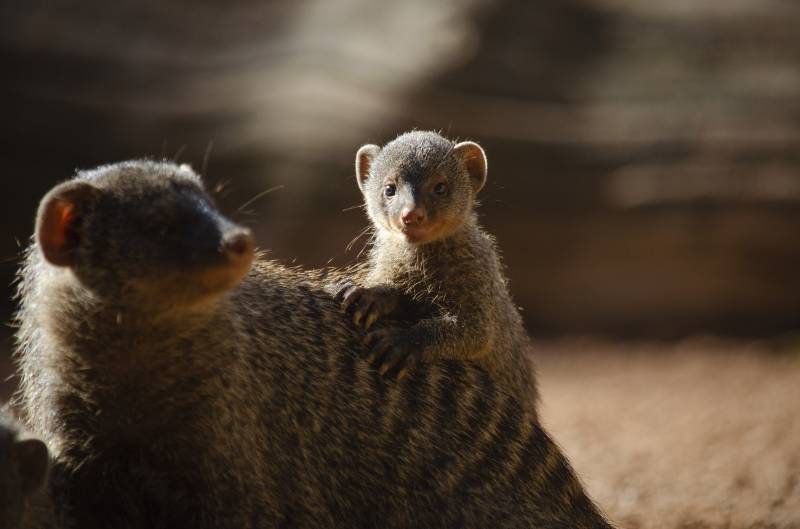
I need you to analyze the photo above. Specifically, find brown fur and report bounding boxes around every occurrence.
[0,410,57,529]
[340,130,537,407]
[14,160,611,528]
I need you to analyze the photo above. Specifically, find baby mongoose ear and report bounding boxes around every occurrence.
[36,181,97,267]
[453,141,488,194]
[355,144,381,193]
[14,438,50,495]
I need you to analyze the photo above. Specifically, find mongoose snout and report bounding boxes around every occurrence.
[400,206,426,226]
[220,228,255,273]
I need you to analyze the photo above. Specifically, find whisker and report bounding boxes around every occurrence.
[212,179,232,196]
[354,232,375,261]
[342,202,366,213]
[345,225,373,254]
[237,185,285,212]
[0,253,22,264]
[173,144,187,162]
[202,140,215,176]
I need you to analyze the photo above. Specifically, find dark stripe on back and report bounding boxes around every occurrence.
[427,360,465,477]
[461,369,497,440]
[383,363,430,467]
[368,369,388,426]
[509,422,551,493]
[451,395,523,499]
[338,347,357,389]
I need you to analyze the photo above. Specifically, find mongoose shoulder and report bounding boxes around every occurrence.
[0,410,57,529]
[14,160,611,528]
[337,130,537,407]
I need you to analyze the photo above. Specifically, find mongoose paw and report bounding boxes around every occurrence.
[364,328,421,380]
[327,279,354,299]
[338,285,400,330]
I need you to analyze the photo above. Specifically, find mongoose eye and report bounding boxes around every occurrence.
[384,184,396,198]
[434,183,447,195]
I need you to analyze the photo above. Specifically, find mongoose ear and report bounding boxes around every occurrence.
[355,144,381,193]
[36,181,97,267]
[14,438,49,495]
[453,141,487,194]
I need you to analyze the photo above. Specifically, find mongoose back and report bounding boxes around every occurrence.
[339,130,537,407]
[14,160,613,528]
[0,411,56,529]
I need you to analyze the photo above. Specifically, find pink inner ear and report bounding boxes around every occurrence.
[357,154,371,182]
[40,198,76,266]
[456,143,487,192]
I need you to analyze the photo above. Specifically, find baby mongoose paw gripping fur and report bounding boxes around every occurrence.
[336,282,403,330]
[363,327,421,380]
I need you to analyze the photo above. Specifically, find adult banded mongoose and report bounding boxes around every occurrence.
[337,130,537,407]
[0,411,57,529]
[14,160,613,528]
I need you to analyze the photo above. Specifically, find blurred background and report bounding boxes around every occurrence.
[1,1,799,527]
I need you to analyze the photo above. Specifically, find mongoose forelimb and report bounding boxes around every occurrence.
[0,410,56,529]
[336,130,537,407]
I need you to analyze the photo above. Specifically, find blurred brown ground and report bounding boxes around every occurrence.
[537,338,800,529]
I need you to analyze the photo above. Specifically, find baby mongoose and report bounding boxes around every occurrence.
[0,411,56,529]
[338,130,537,406]
[15,161,612,528]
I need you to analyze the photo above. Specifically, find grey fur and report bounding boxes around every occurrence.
[344,130,537,407]
[14,160,612,528]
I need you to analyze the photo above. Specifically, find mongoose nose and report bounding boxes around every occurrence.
[222,229,255,261]
[401,207,426,225]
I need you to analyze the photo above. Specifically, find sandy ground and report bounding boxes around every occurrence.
[536,338,800,529]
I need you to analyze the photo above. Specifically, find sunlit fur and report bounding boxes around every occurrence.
[355,131,539,408]
[14,161,612,528]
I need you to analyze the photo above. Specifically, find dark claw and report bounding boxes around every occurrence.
[394,352,420,380]
[365,330,419,380]
[327,280,353,301]
[363,309,380,331]
[367,336,393,365]
[377,346,407,377]
[353,296,375,327]
[340,285,362,313]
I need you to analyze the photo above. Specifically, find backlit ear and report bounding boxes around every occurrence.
[36,181,97,267]
[453,141,487,194]
[14,438,50,495]
[355,144,380,194]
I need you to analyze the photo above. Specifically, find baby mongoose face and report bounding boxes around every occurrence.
[355,131,487,245]
[35,161,254,309]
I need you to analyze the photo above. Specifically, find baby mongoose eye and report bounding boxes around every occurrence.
[384,184,397,198]
[433,183,447,195]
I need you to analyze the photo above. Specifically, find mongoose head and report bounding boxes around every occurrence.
[355,131,487,245]
[0,416,49,529]
[35,161,255,310]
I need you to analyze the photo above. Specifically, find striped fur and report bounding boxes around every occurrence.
[13,161,613,528]
[346,131,538,407]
